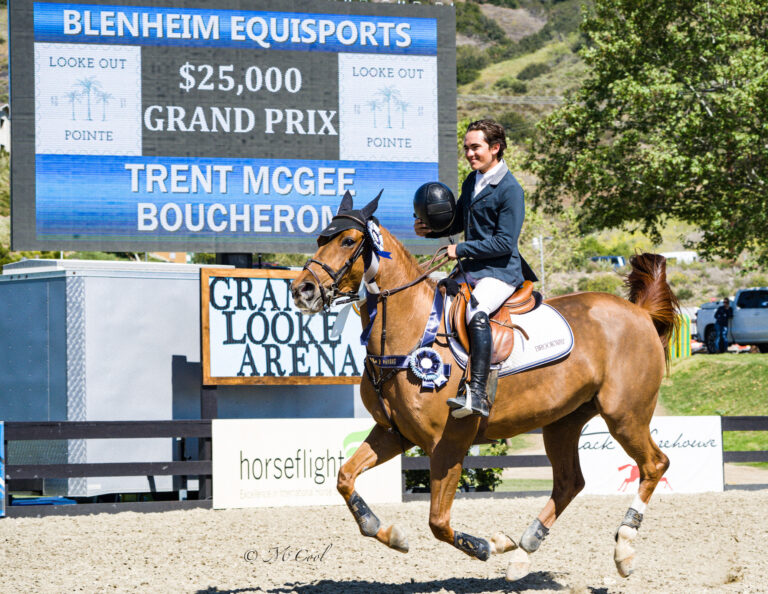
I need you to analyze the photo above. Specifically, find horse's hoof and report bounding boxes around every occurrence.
[614,525,637,578]
[388,524,409,553]
[490,532,517,555]
[505,548,531,582]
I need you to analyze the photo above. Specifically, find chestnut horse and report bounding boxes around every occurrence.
[291,196,678,581]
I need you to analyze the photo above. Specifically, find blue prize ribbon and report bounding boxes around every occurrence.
[359,290,379,346]
[419,288,444,348]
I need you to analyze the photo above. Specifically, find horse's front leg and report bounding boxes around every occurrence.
[428,429,514,561]
[337,423,412,553]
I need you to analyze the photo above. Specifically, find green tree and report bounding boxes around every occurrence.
[527,0,768,264]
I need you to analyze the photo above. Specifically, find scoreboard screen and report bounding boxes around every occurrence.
[10,0,456,253]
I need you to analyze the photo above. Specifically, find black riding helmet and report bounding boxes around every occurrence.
[413,182,456,233]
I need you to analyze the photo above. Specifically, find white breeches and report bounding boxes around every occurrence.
[466,277,517,323]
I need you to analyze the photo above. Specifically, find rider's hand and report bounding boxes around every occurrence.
[414,218,432,237]
[446,244,458,259]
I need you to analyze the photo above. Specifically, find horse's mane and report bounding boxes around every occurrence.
[382,227,438,288]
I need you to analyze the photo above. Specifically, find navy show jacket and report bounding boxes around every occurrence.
[429,160,536,286]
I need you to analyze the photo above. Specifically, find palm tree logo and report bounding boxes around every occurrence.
[64,90,81,121]
[376,86,402,129]
[75,76,102,121]
[367,99,381,128]
[396,98,409,129]
[97,90,113,122]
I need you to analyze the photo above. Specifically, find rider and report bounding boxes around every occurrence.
[414,119,535,418]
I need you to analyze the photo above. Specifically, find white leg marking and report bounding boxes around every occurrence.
[631,494,647,514]
[490,532,517,555]
[614,525,638,578]
[506,548,531,582]
[388,525,409,553]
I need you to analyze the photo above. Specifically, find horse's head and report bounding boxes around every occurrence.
[291,190,383,314]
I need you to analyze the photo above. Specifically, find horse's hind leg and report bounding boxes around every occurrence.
[337,423,412,553]
[507,400,597,582]
[602,406,670,578]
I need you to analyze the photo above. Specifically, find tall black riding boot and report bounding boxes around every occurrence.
[447,311,492,418]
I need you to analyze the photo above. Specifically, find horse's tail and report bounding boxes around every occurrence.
[624,253,681,365]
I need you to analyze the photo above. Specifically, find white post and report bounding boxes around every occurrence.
[538,234,545,294]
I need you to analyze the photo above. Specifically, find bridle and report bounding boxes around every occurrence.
[302,213,452,312]
[301,215,368,309]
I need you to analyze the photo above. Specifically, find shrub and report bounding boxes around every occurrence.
[493,77,528,94]
[497,111,534,142]
[675,287,694,301]
[550,285,575,296]
[456,46,489,85]
[517,62,552,80]
[404,442,508,492]
[480,0,518,7]
[668,272,691,287]
[577,273,623,295]
[473,441,508,491]
[404,447,431,492]
[404,446,474,492]
[456,2,507,44]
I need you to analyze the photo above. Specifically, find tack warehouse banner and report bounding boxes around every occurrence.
[10,0,457,253]
[579,416,724,495]
[212,418,402,508]
[201,268,366,384]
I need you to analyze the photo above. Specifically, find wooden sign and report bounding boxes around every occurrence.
[201,268,365,385]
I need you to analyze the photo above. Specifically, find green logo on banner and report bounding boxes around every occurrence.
[343,427,373,459]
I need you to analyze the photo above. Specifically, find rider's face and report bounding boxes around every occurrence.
[464,130,500,174]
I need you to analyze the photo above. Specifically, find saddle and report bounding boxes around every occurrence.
[450,280,536,364]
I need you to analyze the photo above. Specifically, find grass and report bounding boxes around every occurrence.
[660,354,768,467]
[497,478,552,492]
[660,355,768,416]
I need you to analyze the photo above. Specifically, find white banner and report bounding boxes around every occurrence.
[203,270,367,384]
[213,418,402,509]
[579,416,723,495]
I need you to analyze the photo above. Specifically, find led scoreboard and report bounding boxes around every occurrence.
[10,0,456,253]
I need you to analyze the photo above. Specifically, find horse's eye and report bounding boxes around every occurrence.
[341,237,356,247]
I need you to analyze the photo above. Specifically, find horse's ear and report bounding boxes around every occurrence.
[360,189,383,220]
[337,191,354,214]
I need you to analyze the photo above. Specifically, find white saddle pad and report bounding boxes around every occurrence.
[444,297,574,377]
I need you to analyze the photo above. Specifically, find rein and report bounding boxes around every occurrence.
[305,232,453,447]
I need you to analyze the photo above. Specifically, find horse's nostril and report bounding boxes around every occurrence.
[300,281,317,298]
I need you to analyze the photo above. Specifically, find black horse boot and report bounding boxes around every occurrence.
[447,311,492,418]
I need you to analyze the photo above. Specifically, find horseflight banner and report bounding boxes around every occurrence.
[10,0,457,253]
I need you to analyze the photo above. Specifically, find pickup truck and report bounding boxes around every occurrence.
[695,288,768,353]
